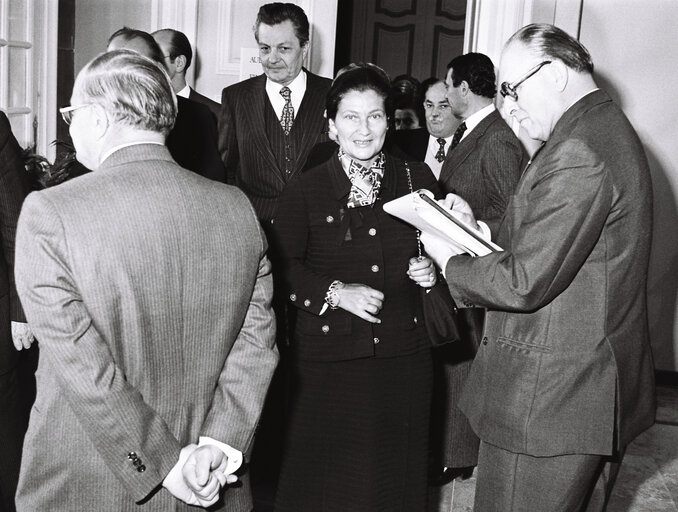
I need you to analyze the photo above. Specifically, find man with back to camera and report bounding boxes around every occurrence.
[108,27,225,182]
[390,77,460,179]
[152,28,221,120]
[422,24,655,511]
[431,52,526,487]
[14,49,278,512]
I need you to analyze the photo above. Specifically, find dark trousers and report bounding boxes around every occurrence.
[474,441,624,512]
[0,343,38,512]
[432,308,484,468]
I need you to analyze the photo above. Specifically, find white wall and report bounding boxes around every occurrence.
[578,1,678,371]
[468,0,678,370]
[74,0,153,74]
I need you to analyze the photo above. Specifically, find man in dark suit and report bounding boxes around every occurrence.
[390,77,460,179]
[152,28,221,120]
[218,2,331,226]
[15,50,277,512]
[108,28,225,182]
[423,24,655,510]
[430,52,527,486]
[0,112,35,512]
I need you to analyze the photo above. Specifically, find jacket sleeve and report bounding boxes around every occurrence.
[200,221,279,451]
[0,113,29,322]
[14,192,182,503]
[270,175,335,316]
[445,139,611,311]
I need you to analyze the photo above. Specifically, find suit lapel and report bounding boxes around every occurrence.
[440,110,499,183]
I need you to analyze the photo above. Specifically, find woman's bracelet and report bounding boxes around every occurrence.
[325,280,344,309]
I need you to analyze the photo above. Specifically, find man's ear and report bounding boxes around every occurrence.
[549,60,568,92]
[90,104,110,140]
[459,80,469,97]
[175,55,188,74]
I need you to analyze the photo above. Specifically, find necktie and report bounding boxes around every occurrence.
[435,138,447,162]
[449,122,467,151]
[279,86,294,135]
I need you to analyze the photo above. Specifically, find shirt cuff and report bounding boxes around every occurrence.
[198,436,244,476]
[477,221,491,240]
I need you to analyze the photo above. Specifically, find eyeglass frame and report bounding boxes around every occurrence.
[500,60,552,102]
[59,104,92,125]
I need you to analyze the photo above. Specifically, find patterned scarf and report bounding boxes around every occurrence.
[338,149,385,208]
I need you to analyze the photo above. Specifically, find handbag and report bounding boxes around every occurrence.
[404,162,461,347]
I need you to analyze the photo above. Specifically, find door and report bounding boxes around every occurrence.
[349,0,467,81]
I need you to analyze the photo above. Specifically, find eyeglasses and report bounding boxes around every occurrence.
[59,104,92,125]
[500,61,552,102]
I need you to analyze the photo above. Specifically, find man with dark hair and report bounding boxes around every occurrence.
[423,24,655,510]
[15,49,277,512]
[390,77,460,178]
[218,2,331,224]
[431,52,526,487]
[152,28,221,119]
[108,27,225,182]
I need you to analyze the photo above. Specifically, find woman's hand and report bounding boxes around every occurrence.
[407,257,437,288]
[336,284,384,324]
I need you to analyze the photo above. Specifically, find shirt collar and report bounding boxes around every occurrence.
[265,69,307,99]
[100,141,165,166]
[462,103,495,136]
[176,84,191,98]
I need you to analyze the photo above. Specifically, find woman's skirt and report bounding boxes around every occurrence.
[274,348,433,512]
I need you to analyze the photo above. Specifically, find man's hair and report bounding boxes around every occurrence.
[447,53,496,99]
[508,23,594,74]
[153,28,193,69]
[75,50,177,136]
[420,77,443,98]
[254,3,310,46]
[326,63,391,121]
[108,27,167,68]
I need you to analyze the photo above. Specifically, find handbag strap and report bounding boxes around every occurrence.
[404,161,423,259]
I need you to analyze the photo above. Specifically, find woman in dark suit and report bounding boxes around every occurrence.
[272,63,439,511]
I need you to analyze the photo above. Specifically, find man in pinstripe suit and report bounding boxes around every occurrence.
[218,2,331,227]
[431,52,527,486]
[14,50,277,511]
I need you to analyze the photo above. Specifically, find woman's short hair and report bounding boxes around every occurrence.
[508,23,594,74]
[74,50,177,136]
[326,63,392,121]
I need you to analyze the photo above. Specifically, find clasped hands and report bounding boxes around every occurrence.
[163,444,238,507]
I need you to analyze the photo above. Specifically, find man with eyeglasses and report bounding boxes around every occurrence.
[14,50,277,512]
[422,24,654,511]
[430,52,526,488]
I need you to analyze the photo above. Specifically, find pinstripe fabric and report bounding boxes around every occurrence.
[14,145,278,511]
[218,71,331,222]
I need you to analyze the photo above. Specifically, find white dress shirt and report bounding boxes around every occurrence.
[265,71,307,119]
[424,134,454,179]
[460,103,496,142]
